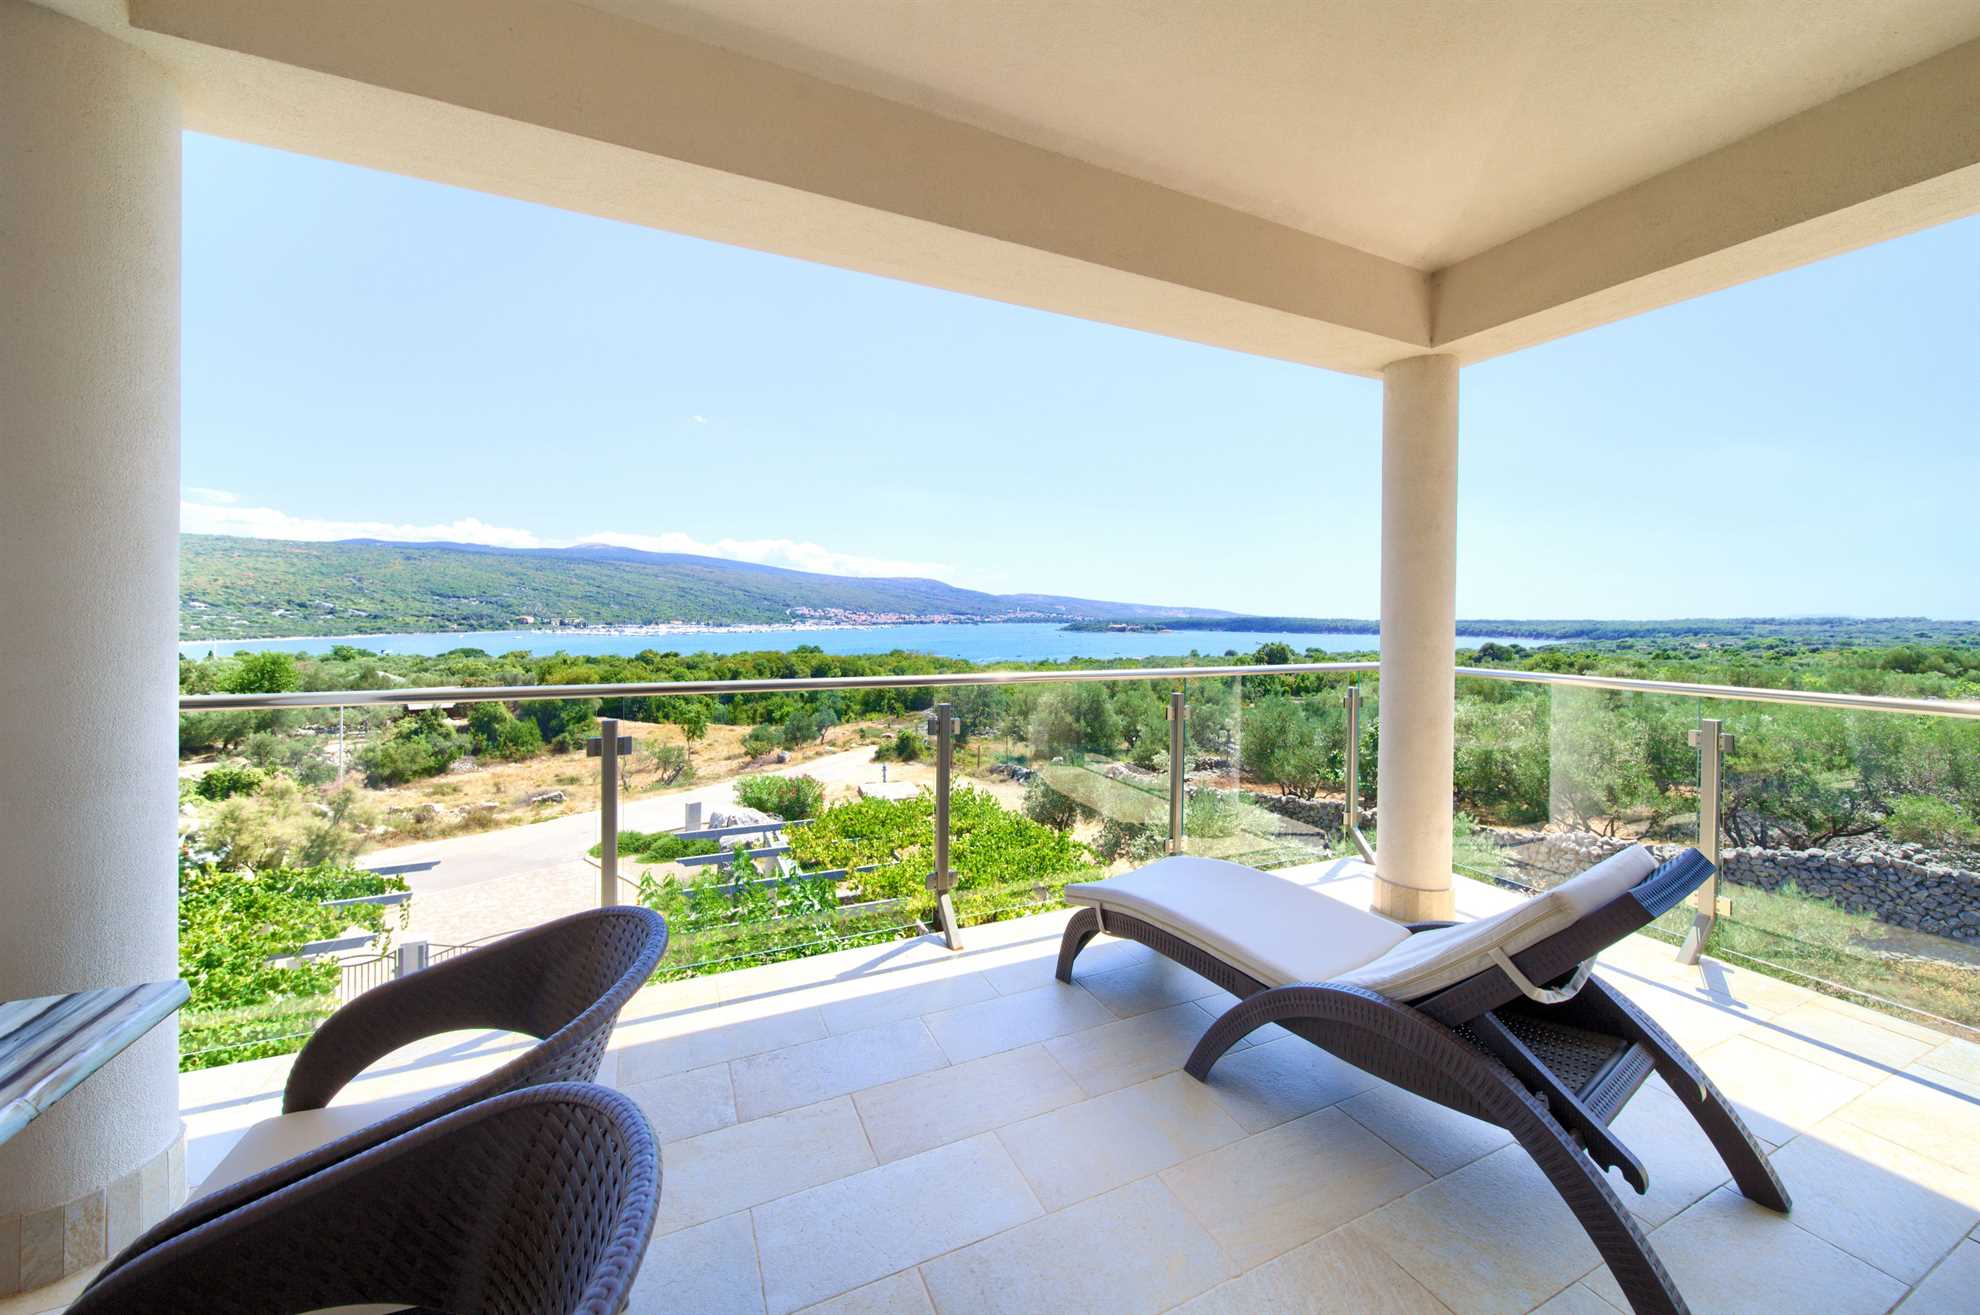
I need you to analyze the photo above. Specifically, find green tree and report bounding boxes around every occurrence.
[226,651,301,694]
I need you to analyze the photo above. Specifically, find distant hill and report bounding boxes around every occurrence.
[178,535,1235,640]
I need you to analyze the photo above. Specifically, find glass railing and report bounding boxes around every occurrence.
[1696,698,1980,1036]
[1455,678,1702,935]
[1183,670,1370,870]
[177,659,1978,1067]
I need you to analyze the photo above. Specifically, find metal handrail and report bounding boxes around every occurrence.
[1452,667,1980,718]
[177,661,1377,711]
[178,658,1980,718]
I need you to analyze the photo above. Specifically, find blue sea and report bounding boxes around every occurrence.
[178,621,1540,663]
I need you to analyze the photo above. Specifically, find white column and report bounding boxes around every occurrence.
[0,0,184,1277]
[1374,355,1459,922]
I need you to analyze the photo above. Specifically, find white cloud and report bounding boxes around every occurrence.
[180,499,954,580]
[184,486,240,505]
[182,500,549,550]
[689,415,709,424]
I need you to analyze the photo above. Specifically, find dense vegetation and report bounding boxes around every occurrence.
[177,858,408,1069]
[179,535,1219,639]
[1073,616,1980,645]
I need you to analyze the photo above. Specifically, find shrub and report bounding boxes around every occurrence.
[1886,795,1980,847]
[517,698,600,753]
[644,742,693,787]
[1184,790,1246,839]
[178,860,408,1069]
[735,773,824,821]
[874,728,928,763]
[194,779,378,870]
[741,723,782,757]
[1093,817,1166,865]
[596,830,723,864]
[466,701,544,761]
[358,708,467,786]
[241,729,336,786]
[1022,777,1090,832]
[194,764,263,802]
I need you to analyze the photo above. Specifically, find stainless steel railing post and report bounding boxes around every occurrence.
[928,702,962,949]
[1342,684,1376,863]
[588,717,630,907]
[1678,717,1731,964]
[1167,689,1186,854]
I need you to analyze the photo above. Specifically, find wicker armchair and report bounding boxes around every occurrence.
[72,1083,659,1315]
[107,905,666,1276]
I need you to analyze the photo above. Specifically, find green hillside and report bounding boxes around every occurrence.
[178,536,1224,639]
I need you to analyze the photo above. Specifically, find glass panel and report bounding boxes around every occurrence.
[1455,679,1700,936]
[951,678,1165,923]
[1183,671,1365,871]
[1704,700,1980,1037]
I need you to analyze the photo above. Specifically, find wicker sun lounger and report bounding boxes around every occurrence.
[71,1082,659,1315]
[1059,847,1787,1315]
[104,904,667,1279]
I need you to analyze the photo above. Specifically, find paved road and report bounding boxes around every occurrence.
[362,746,888,896]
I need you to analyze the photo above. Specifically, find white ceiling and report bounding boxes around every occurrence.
[577,0,1980,269]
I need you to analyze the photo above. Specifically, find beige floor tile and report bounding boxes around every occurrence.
[624,1211,763,1315]
[752,1134,1041,1315]
[730,1018,948,1122]
[1746,1000,1937,1083]
[1339,1082,1512,1177]
[652,1097,876,1236]
[1688,1034,1869,1145]
[976,935,1149,996]
[852,1044,1084,1164]
[1526,1284,1623,1314]
[1602,1081,1756,1227]
[817,972,998,1036]
[617,999,830,1084]
[1767,1118,1980,1283]
[1808,994,1957,1047]
[1831,1065,1980,1178]
[1677,955,1812,1017]
[996,1070,1246,1211]
[920,1176,1229,1315]
[1043,1001,1224,1096]
[1074,954,1226,1018]
[620,1062,737,1144]
[1582,1186,1908,1315]
[1347,1145,1601,1315]
[793,1270,933,1315]
[1895,1238,1980,1314]
[1161,1106,1428,1269]
[1916,1038,1980,1086]
[921,983,1117,1065]
[1200,1034,1381,1134]
[1172,1227,1451,1315]
[1601,972,1764,1053]
[714,938,956,1003]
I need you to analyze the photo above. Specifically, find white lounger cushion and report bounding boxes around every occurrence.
[1064,856,1412,988]
[1067,845,1659,1002]
[195,1093,423,1199]
[1335,844,1657,1001]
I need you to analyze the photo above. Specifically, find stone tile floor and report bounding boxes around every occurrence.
[13,863,1980,1314]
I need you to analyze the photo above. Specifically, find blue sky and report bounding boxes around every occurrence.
[183,132,1977,619]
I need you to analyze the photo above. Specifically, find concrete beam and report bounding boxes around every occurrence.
[1434,37,1980,362]
[125,0,1429,375]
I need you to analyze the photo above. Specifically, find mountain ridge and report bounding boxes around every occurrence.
[179,534,1235,639]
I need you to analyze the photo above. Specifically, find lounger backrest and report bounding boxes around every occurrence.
[1333,845,1659,1002]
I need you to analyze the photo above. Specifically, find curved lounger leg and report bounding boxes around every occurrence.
[1579,980,1790,1212]
[1184,985,1289,1079]
[1186,985,1692,1315]
[1054,907,1102,984]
